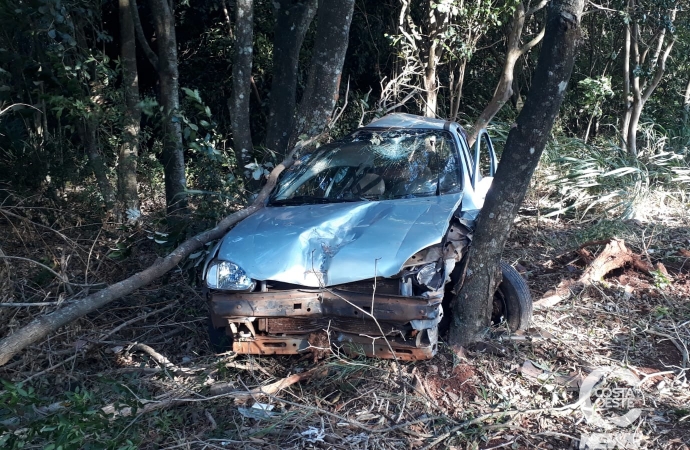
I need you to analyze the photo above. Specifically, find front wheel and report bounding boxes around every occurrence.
[440,261,532,333]
[492,261,532,331]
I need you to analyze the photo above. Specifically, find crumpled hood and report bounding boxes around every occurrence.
[216,194,463,287]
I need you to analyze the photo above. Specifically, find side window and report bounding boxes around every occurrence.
[478,134,494,179]
[472,130,496,188]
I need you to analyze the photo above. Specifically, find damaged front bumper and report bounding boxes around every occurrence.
[208,288,443,361]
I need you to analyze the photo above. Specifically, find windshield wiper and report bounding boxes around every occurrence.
[270,196,363,206]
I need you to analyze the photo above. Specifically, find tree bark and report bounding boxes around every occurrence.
[448,0,585,347]
[0,139,313,367]
[149,0,187,215]
[118,0,141,219]
[290,0,355,145]
[265,0,317,157]
[230,0,255,170]
[468,2,546,147]
[622,5,675,157]
[683,77,690,121]
[81,118,116,210]
[620,0,632,150]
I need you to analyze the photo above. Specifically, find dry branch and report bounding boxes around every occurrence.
[0,140,314,367]
[534,239,652,309]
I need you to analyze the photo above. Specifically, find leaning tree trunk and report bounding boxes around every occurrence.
[467,1,546,147]
[290,0,355,145]
[448,0,585,347]
[117,0,141,219]
[264,0,317,157]
[230,0,255,170]
[150,0,187,215]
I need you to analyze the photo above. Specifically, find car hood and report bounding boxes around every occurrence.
[216,194,463,287]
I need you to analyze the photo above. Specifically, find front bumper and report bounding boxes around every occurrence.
[209,288,442,361]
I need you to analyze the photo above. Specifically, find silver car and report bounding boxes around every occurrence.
[202,114,532,360]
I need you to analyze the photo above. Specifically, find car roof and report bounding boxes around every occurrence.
[365,113,465,133]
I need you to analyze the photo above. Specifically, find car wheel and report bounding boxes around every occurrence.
[492,261,532,331]
[207,319,233,353]
[440,260,532,333]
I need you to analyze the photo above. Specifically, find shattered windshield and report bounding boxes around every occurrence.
[270,129,461,205]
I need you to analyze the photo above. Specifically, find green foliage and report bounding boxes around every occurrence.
[578,76,614,119]
[0,380,140,449]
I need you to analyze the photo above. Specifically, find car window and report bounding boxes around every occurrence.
[270,129,461,205]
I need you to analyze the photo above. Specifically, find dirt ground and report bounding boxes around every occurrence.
[0,199,688,449]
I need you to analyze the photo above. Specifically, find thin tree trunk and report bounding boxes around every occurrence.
[683,77,690,121]
[290,0,355,145]
[230,0,255,170]
[0,139,313,367]
[82,118,116,210]
[625,11,675,157]
[149,0,187,215]
[423,39,439,118]
[468,1,546,147]
[620,0,632,149]
[118,0,141,219]
[449,60,467,121]
[448,0,585,348]
[265,0,317,157]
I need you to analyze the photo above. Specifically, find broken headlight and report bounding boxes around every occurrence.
[206,261,255,291]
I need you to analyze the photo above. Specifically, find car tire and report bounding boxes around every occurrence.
[440,260,532,334]
[493,261,532,331]
[207,319,233,353]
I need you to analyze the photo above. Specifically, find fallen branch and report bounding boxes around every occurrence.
[22,302,179,382]
[0,138,314,367]
[534,239,652,309]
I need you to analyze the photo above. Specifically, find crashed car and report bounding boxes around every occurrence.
[202,113,532,360]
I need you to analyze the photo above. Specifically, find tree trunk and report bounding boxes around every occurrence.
[82,118,116,210]
[290,0,355,144]
[468,1,546,147]
[230,0,255,170]
[448,0,585,348]
[118,0,141,219]
[423,39,439,118]
[449,60,467,122]
[684,77,690,121]
[265,0,317,157]
[0,139,313,367]
[620,0,632,150]
[149,0,187,215]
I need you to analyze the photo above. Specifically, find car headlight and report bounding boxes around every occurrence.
[206,260,256,291]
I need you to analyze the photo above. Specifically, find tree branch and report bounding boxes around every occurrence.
[130,0,159,70]
[519,25,545,55]
[526,0,548,17]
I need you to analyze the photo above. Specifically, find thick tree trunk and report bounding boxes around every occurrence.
[0,140,311,367]
[468,1,546,147]
[118,0,141,219]
[265,0,317,157]
[290,0,355,144]
[149,0,187,215]
[448,0,585,347]
[82,118,116,210]
[230,0,255,170]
